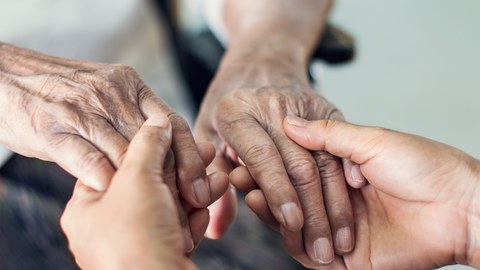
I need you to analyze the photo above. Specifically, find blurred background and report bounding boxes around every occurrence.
[316,0,480,159]
[0,0,478,269]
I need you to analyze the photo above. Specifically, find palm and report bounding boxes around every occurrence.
[342,138,471,270]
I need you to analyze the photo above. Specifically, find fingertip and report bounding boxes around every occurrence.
[192,177,212,207]
[205,185,237,239]
[334,226,354,255]
[346,163,367,189]
[196,141,216,166]
[78,166,113,192]
[207,171,229,203]
[189,208,210,247]
[283,116,323,151]
[229,166,257,192]
[279,202,304,232]
[144,112,171,129]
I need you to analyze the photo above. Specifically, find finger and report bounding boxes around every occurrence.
[280,227,322,269]
[326,109,367,187]
[203,152,237,239]
[182,171,230,216]
[245,189,279,231]
[53,134,114,192]
[245,190,348,268]
[163,149,194,253]
[342,159,367,189]
[76,118,130,168]
[313,151,355,255]
[280,226,348,269]
[140,89,211,208]
[120,113,172,180]
[196,141,216,167]
[188,208,210,250]
[283,116,382,164]
[267,127,334,264]
[205,183,237,239]
[216,116,304,232]
[230,166,258,193]
[207,171,230,204]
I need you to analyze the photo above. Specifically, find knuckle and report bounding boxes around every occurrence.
[304,213,328,229]
[167,112,189,131]
[79,151,109,172]
[313,152,342,179]
[113,64,137,75]
[285,156,319,186]
[243,143,278,168]
[137,84,156,103]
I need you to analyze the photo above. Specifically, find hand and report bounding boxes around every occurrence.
[61,114,228,270]
[195,57,358,266]
[0,42,213,207]
[248,116,480,269]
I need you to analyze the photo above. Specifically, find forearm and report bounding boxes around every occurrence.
[224,0,331,61]
[0,41,93,77]
[217,0,331,85]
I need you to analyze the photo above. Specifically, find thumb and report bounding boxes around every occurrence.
[119,113,172,182]
[283,116,385,165]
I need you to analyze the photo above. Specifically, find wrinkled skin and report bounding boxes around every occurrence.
[0,43,217,250]
[61,114,219,270]
[196,64,358,265]
[243,117,480,269]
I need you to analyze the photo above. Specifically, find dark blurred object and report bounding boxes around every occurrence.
[313,23,356,64]
[0,155,75,204]
[0,163,78,270]
[154,0,355,113]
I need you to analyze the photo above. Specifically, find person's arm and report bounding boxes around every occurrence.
[272,116,480,269]
[222,0,329,70]
[197,0,358,266]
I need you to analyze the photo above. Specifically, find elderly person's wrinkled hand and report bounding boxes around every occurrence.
[0,42,215,205]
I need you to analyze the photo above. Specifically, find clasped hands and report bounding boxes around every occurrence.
[3,44,479,270]
[62,113,480,270]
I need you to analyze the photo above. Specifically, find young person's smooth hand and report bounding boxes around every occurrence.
[61,114,228,270]
[241,116,480,269]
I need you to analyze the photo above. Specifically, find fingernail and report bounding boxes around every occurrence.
[335,227,352,252]
[280,203,303,231]
[182,227,194,253]
[286,116,309,127]
[351,164,364,183]
[192,178,211,206]
[313,237,334,264]
[145,113,170,128]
